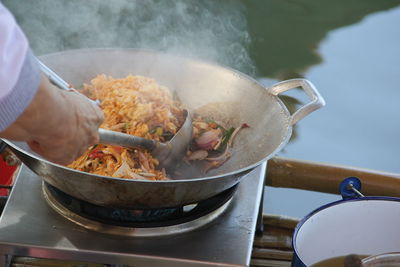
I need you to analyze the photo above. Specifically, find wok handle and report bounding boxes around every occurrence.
[38,60,71,91]
[267,79,325,125]
[266,157,400,197]
[38,59,100,105]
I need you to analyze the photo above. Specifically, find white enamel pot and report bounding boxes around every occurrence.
[292,177,400,266]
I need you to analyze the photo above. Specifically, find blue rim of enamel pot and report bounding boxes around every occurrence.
[291,196,400,267]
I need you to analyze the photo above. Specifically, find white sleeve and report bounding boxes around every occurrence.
[0,3,40,131]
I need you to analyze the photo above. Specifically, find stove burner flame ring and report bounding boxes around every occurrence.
[42,182,237,237]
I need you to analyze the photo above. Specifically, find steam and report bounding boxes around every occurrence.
[4,0,255,75]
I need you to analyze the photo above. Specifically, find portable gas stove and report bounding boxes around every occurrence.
[0,162,266,267]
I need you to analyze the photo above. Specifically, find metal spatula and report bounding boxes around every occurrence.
[38,60,192,169]
[97,111,192,169]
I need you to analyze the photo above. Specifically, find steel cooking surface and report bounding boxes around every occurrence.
[0,163,265,267]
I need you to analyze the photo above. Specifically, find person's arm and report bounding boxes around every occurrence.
[0,3,103,165]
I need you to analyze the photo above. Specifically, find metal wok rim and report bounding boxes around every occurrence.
[5,47,293,183]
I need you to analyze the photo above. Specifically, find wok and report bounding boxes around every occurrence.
[3,49,325,209]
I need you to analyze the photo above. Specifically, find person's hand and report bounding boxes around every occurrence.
[27,86,104,164]
[0,75,104,165]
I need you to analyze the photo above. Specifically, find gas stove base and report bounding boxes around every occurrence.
[0,163,266,267]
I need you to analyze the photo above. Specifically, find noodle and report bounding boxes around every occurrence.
[68,75,185,180]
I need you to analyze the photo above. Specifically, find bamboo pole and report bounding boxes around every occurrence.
[266,157,400,197]
[253,235,292,249]
[250,258,291,267]
[11,256,103,267]
[263,214,299,230]
[252,248,293,260]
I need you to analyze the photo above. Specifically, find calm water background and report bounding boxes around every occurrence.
[4,0,400,218]
[256,1,400,217]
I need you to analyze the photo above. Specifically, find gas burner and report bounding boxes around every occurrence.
[42,182,236,237]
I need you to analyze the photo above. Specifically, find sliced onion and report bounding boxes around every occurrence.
[227,123,249,147]
[206,150,231,162]
[112,161,131,177]
[205,123,249,171]
[113,161,146,179]
[138,172,156,177]
[187,150,209,161]
[128,171,147,179]
[195,129,222,150]
[138,151,150,171]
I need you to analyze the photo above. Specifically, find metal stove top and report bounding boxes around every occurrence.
[0,163,266,267]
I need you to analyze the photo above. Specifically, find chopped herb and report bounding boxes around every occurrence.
[91,144,98,150]
[162,131,174,140]
[123,123,129,131]
[150,127,164,136]
[216,127,235,153]
[217,124,227,132]
[155,127,163,136]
